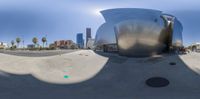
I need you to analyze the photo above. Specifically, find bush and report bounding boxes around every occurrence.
[10,45,17,50]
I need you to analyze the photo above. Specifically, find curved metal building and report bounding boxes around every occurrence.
[95,8,183,57]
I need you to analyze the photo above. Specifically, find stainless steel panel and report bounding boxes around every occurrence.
[101,8,162,23]
[115,19,167,57]
[95,8,183,57]
[171,18,183,47]
[94,23,116,46]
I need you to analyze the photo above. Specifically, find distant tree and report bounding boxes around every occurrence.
[70,45,76,49]
[11,40,15,47]
[32,37,38,48]
[16,37,21,48]
[41,37,47,48]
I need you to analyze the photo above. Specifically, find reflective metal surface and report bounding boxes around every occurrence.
[171,18,183,47]
[94,23,116,46]
[115,19,166,57]
[101,8,162,23]
[95,8,183,57]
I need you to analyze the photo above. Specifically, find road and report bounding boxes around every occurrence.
[0,50,200,99]
[0,50,76,57]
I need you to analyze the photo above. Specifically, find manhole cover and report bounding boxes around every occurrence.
[169,62,176,65]
[146,77,169,88]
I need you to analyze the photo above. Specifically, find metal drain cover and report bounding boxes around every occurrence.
[169,62,176,65]
[146,77,169,87]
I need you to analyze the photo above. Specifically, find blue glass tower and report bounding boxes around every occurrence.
[76,33,84,48]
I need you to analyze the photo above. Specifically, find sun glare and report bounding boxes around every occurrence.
[93,8,103,16]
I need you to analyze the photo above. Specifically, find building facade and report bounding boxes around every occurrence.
[86,38,95,49]
[27,44,36,49]
[86,28,92,48]
[95,8,183,57]
[49,43,56,49]
[0,42,8,49]
[188,43,200,52]
[76,33,84,48]
[54,40,76,49]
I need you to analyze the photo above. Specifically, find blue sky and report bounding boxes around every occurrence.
[0,0,199,46]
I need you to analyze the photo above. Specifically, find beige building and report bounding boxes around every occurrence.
[188,43,200,52]
[54,40,77,49]
[0,42,8,49]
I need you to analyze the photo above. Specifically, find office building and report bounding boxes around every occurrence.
[76,33,84,48]
[86,28,92,47]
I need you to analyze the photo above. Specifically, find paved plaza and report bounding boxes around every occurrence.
[0,50,76,57]
[0,50,200,99]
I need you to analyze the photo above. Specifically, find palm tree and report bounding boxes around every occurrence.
[16,37,21,48]
[41,37,47,48]
[32,37,38,48]
[11,40,15,47]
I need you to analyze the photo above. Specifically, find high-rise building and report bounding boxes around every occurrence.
[86,28,91,47]
[76,33,84,48]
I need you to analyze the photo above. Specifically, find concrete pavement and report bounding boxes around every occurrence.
[0,50,76,57]
[0,50,200,99]
[0,50,108,84]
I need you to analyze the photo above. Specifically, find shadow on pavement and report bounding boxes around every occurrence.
[1,51,200,99]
